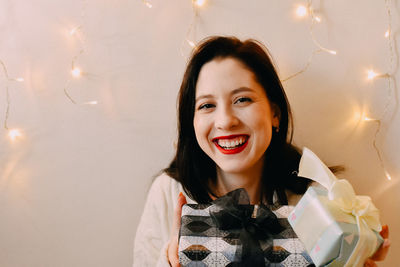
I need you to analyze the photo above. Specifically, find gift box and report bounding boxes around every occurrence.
[288,148,383,267]
[178,189,315,266]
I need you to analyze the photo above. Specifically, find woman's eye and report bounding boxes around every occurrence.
[234,97,252,104]
[198,103,215,110]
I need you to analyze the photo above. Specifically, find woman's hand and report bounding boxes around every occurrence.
[364,225,390,267]
[167,192,187,267]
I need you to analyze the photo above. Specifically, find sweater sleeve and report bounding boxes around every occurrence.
[133,174,177,267]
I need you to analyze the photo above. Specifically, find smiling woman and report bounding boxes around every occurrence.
[132,36,389,267]
[164,36,307,206]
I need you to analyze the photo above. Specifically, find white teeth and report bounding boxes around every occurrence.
[217,136,247,149]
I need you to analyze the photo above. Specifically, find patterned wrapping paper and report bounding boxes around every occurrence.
[288,186,383,267]
[178,189,315,267]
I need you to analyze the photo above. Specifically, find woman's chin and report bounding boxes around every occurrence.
[215,155,265,176]
[216,163,251,175]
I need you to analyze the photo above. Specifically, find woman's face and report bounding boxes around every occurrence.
[193,57,279,174]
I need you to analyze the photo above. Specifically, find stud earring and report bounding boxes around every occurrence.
[273,126,280,133]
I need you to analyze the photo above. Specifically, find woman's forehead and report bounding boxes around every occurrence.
[195,57,261,95]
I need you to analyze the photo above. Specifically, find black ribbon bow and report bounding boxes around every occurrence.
[209,188,283,267]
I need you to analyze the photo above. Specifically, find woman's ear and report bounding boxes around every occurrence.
[271,103,281,128]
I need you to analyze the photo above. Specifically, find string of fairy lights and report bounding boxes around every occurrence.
[288,1,397,181]
[282,0,337,82]
[362,0,397,181]
[1,0,398,182]
[183,0,205,51]
[64,0,98,106]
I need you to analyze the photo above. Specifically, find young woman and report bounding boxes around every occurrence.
[133,36,390,267]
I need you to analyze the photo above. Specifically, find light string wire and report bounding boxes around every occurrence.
[1,60,12,130]
[307,0,337,55]
[64,0,87,104]
[180,0,200,58]
[367,0,398,181]
[1,60,23,132]
[281,49,322,82]
[282,0,337,82]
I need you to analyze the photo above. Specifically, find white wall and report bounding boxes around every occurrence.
[0,0,398,266]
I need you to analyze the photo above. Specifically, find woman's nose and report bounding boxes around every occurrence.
[214,106,239,130]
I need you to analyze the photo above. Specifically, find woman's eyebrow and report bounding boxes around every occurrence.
[195,87,255,103]
[231,87,255,95]
[195,94,214,103]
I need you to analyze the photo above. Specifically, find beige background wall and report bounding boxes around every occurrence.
[0,0,398,266]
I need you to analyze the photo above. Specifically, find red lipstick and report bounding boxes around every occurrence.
[212,134,249,155]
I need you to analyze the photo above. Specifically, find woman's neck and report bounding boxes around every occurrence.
[213,159,264,204]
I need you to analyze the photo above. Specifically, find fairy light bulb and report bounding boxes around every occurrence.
[69,26,81,36]
[367,69,378,80]
[296,5,308,17]
[329,50,337,55]
[315,16,321,22]
[360,111,378,122]
[363,116,376,122]
[194,0,206,7]
[141,0,152,8]
[83,101,98,105]
[8,129,22,141]
[363,116,373,121]
[70,28,77,35]
[187,39,196,48]
[385,170,392,180]
[385,30,390,38]
[15,78,24,82]
[71,67,82,78]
